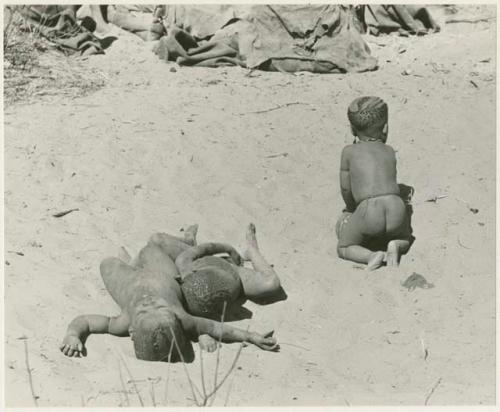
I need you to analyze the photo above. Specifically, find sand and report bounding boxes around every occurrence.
[4,6,496,407]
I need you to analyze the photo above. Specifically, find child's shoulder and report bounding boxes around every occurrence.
[383,144,396,155]
[341,144,355,156]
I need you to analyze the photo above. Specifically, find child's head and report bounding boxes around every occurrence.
[181,260,241,320]
[348,96,388,142]
[131,309,194,362]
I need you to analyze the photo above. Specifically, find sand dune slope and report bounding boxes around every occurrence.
[4,13,496,406]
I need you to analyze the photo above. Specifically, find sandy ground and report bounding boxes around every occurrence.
[4,6,496,407]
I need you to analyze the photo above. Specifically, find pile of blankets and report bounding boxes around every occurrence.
[154,5,377,73]
[11,4,441,73]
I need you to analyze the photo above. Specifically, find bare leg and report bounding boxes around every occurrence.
[238,224,281,300]
[386,239,410,267]
[134,243,179,278]
[100,257,137,307]
[338,245,386,271]
[133,224,198,267]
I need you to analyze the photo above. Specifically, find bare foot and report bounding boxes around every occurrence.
[366,251,386,271]
[183,224,198,246]
[386,240,400,267]
[243,223,258,260]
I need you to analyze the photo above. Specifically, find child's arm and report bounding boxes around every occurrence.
[340,146,356,212]
[175,243,242,277]
[60,313,130,357]
[181,315,279,351]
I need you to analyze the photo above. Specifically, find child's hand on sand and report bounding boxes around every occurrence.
[60,335,87,357]
[199,334,219,352]
[250,331,279,351]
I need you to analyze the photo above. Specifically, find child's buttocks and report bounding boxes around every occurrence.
[359,194,406,234]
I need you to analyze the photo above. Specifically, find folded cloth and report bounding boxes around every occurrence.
[17,5,104,55]
[158,5,378,73]
[364,5,440,36]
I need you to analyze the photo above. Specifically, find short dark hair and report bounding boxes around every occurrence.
[348,96,388,131]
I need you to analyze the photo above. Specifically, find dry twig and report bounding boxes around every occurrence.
[52,208,79,218]
[117,358,130,406]
[169,326,202,405]
[163,339,175,404]
[264,152,289,159]
[238,102,310,115]
[209,301,227,406]
[20,336,39,407]
[424,377,442,405]
[119,353,144,407]
[446,16,495,24]
[457,235,472,250]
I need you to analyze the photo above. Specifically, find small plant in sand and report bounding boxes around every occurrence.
[115,302,245,407]
[3,6,106,105]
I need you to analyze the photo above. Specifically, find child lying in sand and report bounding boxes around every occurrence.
[60,224,281,362]
[174,223,282,320]
[336,96,411,270]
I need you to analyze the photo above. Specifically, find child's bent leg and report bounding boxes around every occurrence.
[238,223,281,300]
[100,257,137,306]
[385,199,411,266]
[386,239,410,267]
[145,225,198,262]
[337,245,386,271]
[134,243,179,278]
[337,208,386,270]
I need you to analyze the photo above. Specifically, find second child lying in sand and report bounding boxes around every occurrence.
[60,224,281,362]
[336,96,411,270]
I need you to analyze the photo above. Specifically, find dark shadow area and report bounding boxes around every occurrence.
[224,303,253,321]
[204,286,288,322]
[99,36,118,50]
[248,286,288,306]
[398,182,416,248]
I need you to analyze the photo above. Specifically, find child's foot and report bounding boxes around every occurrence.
[366,251,386,271]
[243,223,259,261]
[183,224,198,246]
[386,240,400,267]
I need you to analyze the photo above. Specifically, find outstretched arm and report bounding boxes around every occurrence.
[340,146,356,212]
[175,242,242,277]
[60,313,130,357]
[181,315,279,351]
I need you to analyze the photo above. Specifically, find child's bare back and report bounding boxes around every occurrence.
[344,141,399,203]
[336,96,410,270]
